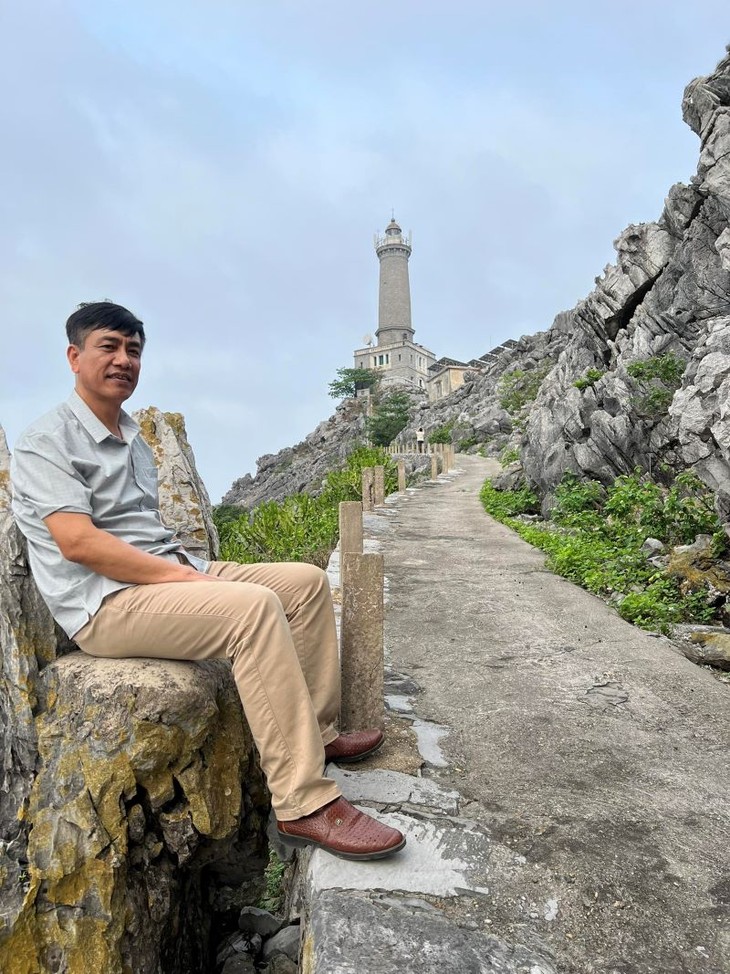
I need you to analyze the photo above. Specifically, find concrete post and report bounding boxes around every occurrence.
[361,467,374,512]
[339,501,363,556]
[373,465,385,506]
[431,454,439,479]
[397,460,406,493]
[340,552,384,731]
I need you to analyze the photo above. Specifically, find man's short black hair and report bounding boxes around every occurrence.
[66,301,146,348]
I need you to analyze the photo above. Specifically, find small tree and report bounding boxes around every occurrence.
[367,390,412,446]
[428,422,454,444]
[328,367,379,399]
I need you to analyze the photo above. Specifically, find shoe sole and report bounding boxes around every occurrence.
[277,831,406,861]
[324,737,385,765]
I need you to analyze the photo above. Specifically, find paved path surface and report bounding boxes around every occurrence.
[293,455,730,974]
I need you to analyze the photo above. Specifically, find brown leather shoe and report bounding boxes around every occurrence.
[323,729,384,764]
[277,796,406,860]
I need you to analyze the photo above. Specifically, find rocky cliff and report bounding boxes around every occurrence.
[224,49,730,538]
[223,396,369,509]
[522,49,730,525]
[0,412,267,974]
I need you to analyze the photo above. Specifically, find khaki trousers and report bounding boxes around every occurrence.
[74,561,342,820]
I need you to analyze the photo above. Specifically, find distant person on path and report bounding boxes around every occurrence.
[10,301,405,862]
[416,427,425,453]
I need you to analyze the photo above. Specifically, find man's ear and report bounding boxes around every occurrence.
[67,344,80,374]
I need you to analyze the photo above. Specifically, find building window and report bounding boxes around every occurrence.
[385,353,389,364]
[398,354,401,361]
[378,354,385,365]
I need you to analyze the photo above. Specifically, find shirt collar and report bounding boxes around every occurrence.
[66,390,140,445]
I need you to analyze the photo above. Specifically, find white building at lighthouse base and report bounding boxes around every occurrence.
[353,338,436,392]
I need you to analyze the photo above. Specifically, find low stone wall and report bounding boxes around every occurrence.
[0,412,268,974]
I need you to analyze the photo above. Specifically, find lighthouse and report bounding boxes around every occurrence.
[375,217,414,346]
[353,217,435,390]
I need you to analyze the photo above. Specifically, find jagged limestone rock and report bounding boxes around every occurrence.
[1,654,267,974]
[0,425,59,951]
[672,624,730,670]
[671,316,730,525]
[0,416,265,974]
[520,49,730,528]
[223,398,368,509]
[134,406,220,559]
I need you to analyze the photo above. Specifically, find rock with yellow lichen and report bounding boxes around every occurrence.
[0,425,59,958]
[10,655,268,974]
[0,420,268,974]
[134,407,220,561]
[672,624,730,670]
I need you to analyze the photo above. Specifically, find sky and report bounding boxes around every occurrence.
[0,2,727,502]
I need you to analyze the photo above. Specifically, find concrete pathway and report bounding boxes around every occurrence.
[293,455,730,974]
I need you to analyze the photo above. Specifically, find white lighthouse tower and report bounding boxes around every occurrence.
[353,217,435,390]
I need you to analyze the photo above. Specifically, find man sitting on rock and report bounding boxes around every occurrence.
[10,301,405,862]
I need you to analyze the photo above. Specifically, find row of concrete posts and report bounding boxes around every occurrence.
[385,441,456,467]
[337,448,454,731]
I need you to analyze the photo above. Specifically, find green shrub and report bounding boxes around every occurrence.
[626,353,685,385]
[479,467,722,634]
[366,391,412,446]
[497,368,546,413]
[498,446,520,467]
[320,446,398,503]
[552,473,604,519]
[479,480,539,519]
[496,364,552,414]
[573,367,605,391]
[217,492,338,568]
[258,849,286,913]
[429,422,454,444]
[214,447,398,567]
[457,436,478,452]
[212,503,245,530]
[627,353,685,417]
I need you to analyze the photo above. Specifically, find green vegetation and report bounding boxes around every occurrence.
[216,493,338,568]
[626,353,685,385]
[457,435,478,452]
[626,352,685,416]
[258,849,286,914]
[480,480,539,519]
[366,390,412,446]
[428,421,454,444]
[328,366,380,399]
[480,469,721,633]
[574,367,605,391]
[497,365,550,414]
[213,447,398,567]
[499,446,520,466]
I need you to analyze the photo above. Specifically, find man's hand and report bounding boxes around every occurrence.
[44,512,222,585]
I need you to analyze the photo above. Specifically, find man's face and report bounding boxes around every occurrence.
[67,327,143,409]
